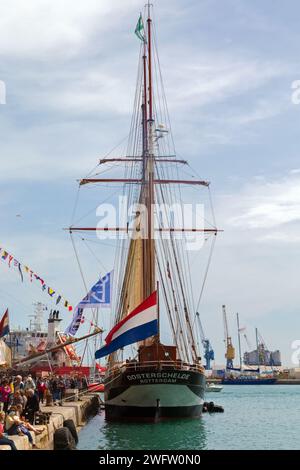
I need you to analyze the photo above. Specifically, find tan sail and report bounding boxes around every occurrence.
[118,236,144,321]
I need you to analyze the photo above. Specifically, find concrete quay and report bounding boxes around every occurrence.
[0,393,99,451]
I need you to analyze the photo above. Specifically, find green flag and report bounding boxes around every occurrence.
[135,14,146,43]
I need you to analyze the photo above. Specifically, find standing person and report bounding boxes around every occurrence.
[9,378,14,394]
[70,377,76,389]
[57,376,65,400]
[0,411,17,451]
[24,375,36,391]
[81,376,88,391]
[14,375,24,392]
[0,379,12,413]
[24,389,39,424]
[50,376,59,402]
[37,378,46,404]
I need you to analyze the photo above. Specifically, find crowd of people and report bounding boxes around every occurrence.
[0,373,88,450]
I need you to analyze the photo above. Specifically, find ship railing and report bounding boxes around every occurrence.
[105,360,204,379]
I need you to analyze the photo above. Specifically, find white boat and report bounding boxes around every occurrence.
[205,383,223,392]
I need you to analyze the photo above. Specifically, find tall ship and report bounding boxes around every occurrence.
[68,3,219,421]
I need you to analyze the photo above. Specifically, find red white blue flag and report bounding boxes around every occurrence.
[95,291,157,359]
[0,309,9,338]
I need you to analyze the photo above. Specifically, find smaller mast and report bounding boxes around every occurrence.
[255,327,260,369]
[236,312,242,371]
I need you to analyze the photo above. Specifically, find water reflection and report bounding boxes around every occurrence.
[78,411,207,450]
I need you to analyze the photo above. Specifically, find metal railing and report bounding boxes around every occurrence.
[105,360,204,381]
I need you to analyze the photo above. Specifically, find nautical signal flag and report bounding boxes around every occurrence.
[95,291,157,359]
[0,309,9,338]
[135,14,146,43]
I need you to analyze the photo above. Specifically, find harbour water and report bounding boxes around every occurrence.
[78,386,300,450]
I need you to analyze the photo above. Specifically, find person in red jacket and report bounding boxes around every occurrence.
[37,379,46,404]
[0,379,12,413]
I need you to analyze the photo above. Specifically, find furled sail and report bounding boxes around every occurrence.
[117,236,144,322]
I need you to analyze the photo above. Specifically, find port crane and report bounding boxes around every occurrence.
[195,312,214,370]
[243,333,252,350]
[222,305,235,369]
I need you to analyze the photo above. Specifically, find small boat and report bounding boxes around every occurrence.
[222,376,276,385]
[88,382,105,393]
[205,383,223,392]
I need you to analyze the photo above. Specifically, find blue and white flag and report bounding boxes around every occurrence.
[65,271,113,336]
[79,271,113,308]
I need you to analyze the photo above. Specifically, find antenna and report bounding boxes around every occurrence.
[28,302,47,331]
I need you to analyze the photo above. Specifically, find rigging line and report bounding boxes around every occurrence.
[208,185,217,228]
[153,185,191,359]
[70,234,104,361]
[156,163,195,324]
[0,287,33,314]
[152,17,176,156]
[85,162,101,179]
[155,243,189,361]
[169,233,198,361]
[70,232,90,366]
[79,237,120,250]
[193,233,217,325]
[70,187,121,227]
[70,185,81,227]
[81,238,109,275]
[94,134,131,173]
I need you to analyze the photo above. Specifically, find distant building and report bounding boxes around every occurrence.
[243,344,281,367]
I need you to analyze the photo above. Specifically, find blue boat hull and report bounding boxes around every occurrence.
[222,378,276,385]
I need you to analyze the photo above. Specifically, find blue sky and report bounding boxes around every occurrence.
[0,0,300,366]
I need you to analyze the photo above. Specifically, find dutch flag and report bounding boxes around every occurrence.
[0,309,9,338]
[95,291,157,359]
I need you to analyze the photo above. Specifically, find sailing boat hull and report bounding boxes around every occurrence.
[104,367,206,421]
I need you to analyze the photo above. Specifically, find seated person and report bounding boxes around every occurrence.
[24,389,40,424]
[0,411,17,451]
[12,390,26,412]
[5,406,43,447]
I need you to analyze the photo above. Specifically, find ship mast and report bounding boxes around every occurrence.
[144,2,155,299]
[68,5,222,364]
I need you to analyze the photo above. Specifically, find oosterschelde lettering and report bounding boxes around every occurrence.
[126,371,190,384]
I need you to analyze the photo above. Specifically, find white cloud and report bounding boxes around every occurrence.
[0,0,141,59]
[167,58,290,110]
[228,173,300,230]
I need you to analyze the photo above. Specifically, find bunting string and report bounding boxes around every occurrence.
[0,246,73,311]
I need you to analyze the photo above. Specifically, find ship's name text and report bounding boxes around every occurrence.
[126,372,190,383]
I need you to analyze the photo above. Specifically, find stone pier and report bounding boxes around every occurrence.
[0,393,99,451]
